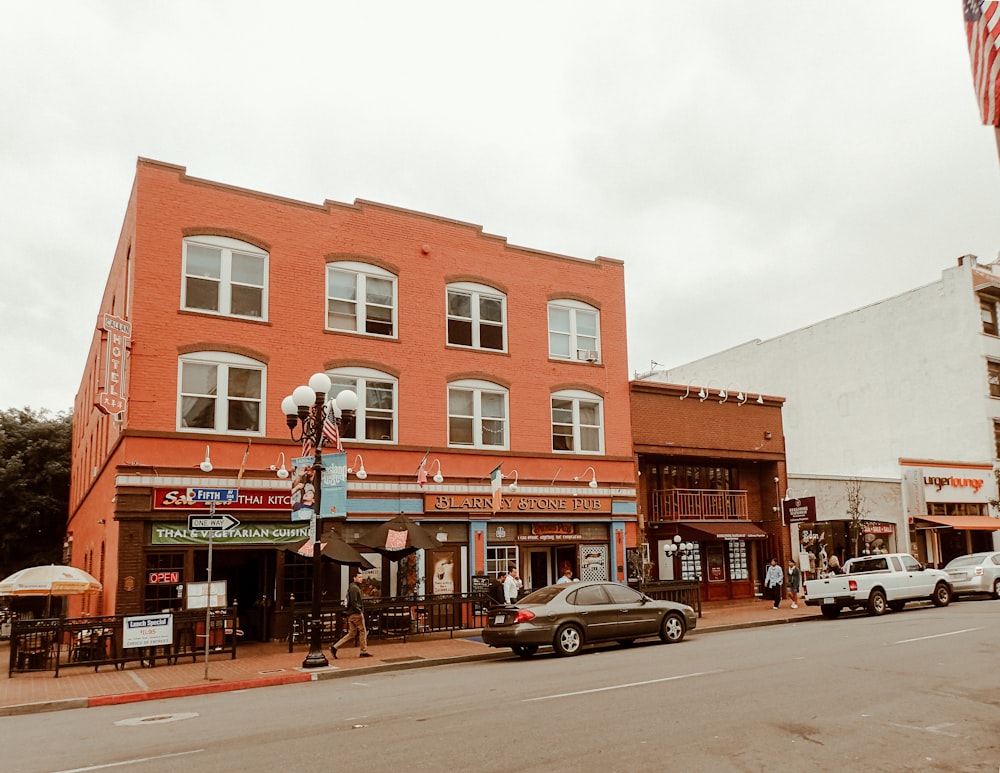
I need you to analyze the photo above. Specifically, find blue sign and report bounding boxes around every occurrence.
[187,487,239,504]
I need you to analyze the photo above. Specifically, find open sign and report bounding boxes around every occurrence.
[148,570,181,585]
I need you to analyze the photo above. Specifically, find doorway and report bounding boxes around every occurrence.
[195,548,275,642]
[526,549,552,592]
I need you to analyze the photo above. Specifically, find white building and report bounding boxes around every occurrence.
[650,254,1000,568]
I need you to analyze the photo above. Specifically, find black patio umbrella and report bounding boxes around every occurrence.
[360,513,442,560]
[287,529,374,568]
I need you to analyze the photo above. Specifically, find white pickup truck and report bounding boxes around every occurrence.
[802,553,953,619]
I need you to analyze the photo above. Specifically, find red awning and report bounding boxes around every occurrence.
[915,515,1000,531]
[685,522,768,540]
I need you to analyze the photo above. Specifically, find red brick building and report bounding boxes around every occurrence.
[68,159,637,637]
[630,380,788,600]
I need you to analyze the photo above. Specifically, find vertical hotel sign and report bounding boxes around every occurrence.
[96,313,131,415]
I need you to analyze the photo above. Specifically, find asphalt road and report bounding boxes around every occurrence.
[7,600,1000,773]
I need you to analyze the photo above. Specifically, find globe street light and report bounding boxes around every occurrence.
[281,373,357,669]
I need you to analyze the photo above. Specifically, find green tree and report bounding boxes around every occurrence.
[0,407,72,578]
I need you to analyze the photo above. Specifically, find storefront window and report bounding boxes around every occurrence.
[680,543,702,581]
[487,546,518,578]
[727,541,748,580]
[144,553,184,613]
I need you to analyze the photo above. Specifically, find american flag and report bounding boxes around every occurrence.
[301,436,314,459]
[965,0,1000,126]
[416,451,429,487]
[322,406,342,451]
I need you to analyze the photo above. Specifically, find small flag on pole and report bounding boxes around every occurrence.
[236,439,252,483]
[322,406,342,452]
[490,464,503,514]
[416,451,429,487]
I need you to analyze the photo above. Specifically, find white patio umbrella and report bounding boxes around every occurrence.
[0,564,103,617]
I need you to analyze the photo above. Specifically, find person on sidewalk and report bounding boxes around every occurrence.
[331,568,371,659]
[786,559,801,609]
[488,572,506,607]
[503,566,522,605]
[764,558,784,609]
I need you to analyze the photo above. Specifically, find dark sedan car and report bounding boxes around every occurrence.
[481,580,697,657]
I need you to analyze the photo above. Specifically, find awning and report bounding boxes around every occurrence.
[685,522,768,540]
[915,515,1000,531]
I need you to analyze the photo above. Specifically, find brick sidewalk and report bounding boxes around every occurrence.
[0,600,818,716]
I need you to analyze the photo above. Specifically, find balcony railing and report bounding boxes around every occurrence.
[649,488,749,522]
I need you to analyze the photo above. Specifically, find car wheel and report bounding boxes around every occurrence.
[553,624,583,657]
[888,600,905,612]
[866,589,887,616]
[820,604,841,619]
[992,579,1000,600]
[659,612,686,643]
[931,582,951,607]
[511,644,538,658]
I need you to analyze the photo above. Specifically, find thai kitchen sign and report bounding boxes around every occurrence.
[95,313,131,415]
[153,488,291,511]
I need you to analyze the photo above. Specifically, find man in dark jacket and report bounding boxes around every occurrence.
[488,571,507,607]
[331,568,371,659]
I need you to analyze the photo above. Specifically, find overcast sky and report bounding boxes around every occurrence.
[2,1,998,413]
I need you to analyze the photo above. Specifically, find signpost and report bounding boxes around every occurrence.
[186,489,241,679]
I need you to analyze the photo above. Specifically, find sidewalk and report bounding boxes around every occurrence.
[0,599,818,717]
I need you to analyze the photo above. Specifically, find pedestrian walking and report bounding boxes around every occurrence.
[786,559,801,609]
[331,567,371,659]
[764,558,784,609]
[488,571,506,607]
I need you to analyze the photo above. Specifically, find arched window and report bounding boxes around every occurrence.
[326,367,397,443]
[448,379,508,449]
[326,261,397,337]
[551,389,603,454]
[178,351,264,434]
[446,282,506,351]
[548,300,600,363]
[182,236,267,320]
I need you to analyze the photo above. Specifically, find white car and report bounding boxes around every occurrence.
[943,552,1000,599]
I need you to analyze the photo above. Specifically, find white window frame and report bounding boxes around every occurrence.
[326,261,397,337]
[327,367,397,443]
[181,236,268,320]
[446,282,507,352]
[551,389,604,454]
[548,300,601,363]
[448,379,509,449]
[177,351,265,435]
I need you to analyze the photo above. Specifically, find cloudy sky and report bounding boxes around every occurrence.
[2,1,998,412]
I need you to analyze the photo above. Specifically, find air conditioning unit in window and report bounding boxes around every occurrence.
[576,348,599,363]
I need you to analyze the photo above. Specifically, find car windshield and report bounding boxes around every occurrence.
[517,586,563,605]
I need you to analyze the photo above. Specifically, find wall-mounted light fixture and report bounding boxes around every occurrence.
[679,383,693,400]
[429,458,444,484]
[199,445,213,473]
[737,392,748,406]
[349,454,367,480]
[698,379,720,402]
[756,394,765,404]
[270,452,290,479]
[506,469,519,493]
[574,466,598,489]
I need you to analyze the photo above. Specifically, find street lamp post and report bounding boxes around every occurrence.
[281,372,357,669]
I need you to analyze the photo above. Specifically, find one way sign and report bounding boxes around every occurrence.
[188,514,241,532]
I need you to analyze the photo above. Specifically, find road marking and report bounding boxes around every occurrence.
[523,670,722,702]
[894,628,981,644]
[886,721,960,738]
[53,749,204,772]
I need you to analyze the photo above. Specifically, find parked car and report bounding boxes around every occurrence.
[943,552,1000,599]
[481,581,697,657]
[802,553,952,619]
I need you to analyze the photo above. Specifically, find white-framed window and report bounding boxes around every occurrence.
[448,379,508,449]
[446,282,506,351]
[327,368,397,443]
[182,236,267,319]
[326,261,396,337]
[178,352,264,434]
[551,390,603,454]
[548,300,600,362]
[487,546,518,578]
